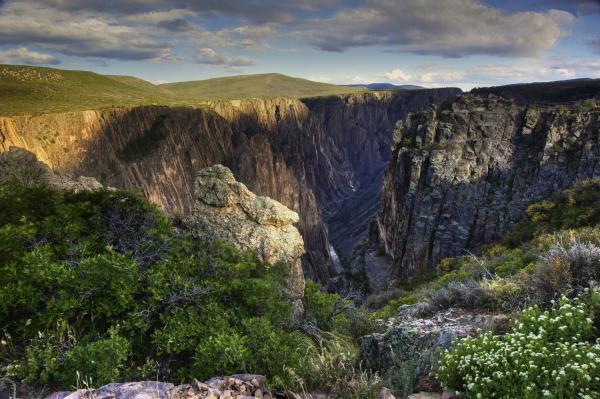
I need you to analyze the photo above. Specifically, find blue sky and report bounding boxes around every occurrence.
[0,0,598,90]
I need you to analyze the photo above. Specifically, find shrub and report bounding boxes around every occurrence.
[0,181,329,390]
[302,280,375,339]
[438,288,600,398]
[300,335,383,399]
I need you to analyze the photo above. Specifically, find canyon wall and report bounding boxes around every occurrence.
[372,94,600,280]
[0,89,460,281]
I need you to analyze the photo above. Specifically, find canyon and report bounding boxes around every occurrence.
[0,88,460,281]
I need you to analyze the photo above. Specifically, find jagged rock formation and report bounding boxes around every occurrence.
[186,164,305,314]
[0,146,102,191]
[0,89,460,281]
[372,94,600,280]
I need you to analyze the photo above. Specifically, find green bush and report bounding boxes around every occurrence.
[300,335,383,399]
[438,288,600,398]
[0,181,316,390]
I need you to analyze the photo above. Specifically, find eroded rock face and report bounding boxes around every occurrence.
[373,95,600,280]
[0,146,102,191]
[186,164,305,311]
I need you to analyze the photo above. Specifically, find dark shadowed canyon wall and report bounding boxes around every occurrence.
[371,94,600,281]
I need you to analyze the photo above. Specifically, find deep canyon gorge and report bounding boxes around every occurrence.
[0,88,460,282]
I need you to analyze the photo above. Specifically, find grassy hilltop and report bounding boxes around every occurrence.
[0,65,364,116]
[160,73,363,100]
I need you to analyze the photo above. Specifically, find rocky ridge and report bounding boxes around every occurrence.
[371,95,600,280]
[0,146,102,191]
[0,89,460,281]
[186,164,305,314]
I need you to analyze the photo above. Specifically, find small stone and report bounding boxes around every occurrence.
[379,387,395,399]
[192,379,209,392]
[442,390,460,399]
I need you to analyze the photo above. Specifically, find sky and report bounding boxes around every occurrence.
[0,0,599,90]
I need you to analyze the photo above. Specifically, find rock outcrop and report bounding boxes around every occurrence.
[0,89,460,281]
[0,146,102,191]
[372,95,600,280]
[362,307,510,393]
[186,165,305,313]
[44,374,272,399]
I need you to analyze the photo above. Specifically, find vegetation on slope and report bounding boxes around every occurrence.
[439,288,600,398]
[365,179,600,397]
[0,180,382,397]
[159,73,363,100]
[0,64,179,115]
[369,179,600,319]
[0,65,364,116]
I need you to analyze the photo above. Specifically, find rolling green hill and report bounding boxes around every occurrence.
[159,73,363,100]
[0,64,181,115]
[0,65,364,116]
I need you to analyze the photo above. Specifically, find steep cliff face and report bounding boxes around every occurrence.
[0,89,460,281]
[374,94,600,280]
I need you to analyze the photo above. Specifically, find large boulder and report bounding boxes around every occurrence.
[186,164,305,313]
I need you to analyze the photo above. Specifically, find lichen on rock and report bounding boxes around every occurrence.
[186,164,306,313]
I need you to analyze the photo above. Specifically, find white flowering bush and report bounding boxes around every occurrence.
[437,288,600,398]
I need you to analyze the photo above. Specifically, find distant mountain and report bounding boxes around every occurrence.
[345,83,424,91]
[471,78,600,105]
[0,65,364,116]
[160,73,363,100]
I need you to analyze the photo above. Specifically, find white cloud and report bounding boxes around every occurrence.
[196,48,255,67]
[0,47,60,65]
[383,69,410,82]
[305,0,574,57]
[379,58,600,90]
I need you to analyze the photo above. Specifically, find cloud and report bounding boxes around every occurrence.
[0,47,60,65]
[196,48,255,67]
[0,1,284,63]
[545,0,600,15]
[34,0,338,24]
[378,57,600,90]
[383,68,465,84]
[589,37,600,54]
[305,0,574,57]
[191,25,279,51]
[0,2,174,61]
[383,69,410,82]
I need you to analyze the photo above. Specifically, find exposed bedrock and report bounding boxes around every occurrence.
[372,94,600,281]
[0,89,460,281]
